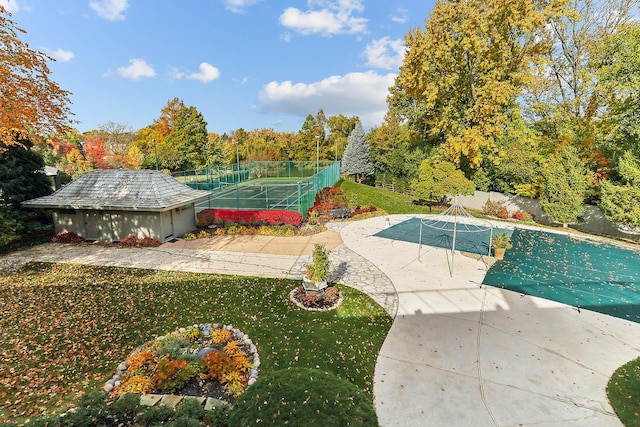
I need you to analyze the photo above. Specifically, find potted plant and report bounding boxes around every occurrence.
[492,232,512,260]
[303,244,330,294]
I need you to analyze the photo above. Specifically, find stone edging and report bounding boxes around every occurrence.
[103,323,260,406]
[288,287,343,311]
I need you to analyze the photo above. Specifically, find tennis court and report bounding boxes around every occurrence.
[192,162,341,215]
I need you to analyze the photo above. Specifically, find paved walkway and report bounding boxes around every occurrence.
[2,216,640,426]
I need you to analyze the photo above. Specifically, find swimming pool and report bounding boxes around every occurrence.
[483,228,640,323]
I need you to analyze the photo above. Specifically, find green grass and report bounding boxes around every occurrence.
[0,263,391,423]
[608,357,640,426]
[339,180,443,215]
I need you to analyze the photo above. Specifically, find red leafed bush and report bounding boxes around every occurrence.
[197,208,302,228]
[138,237,162,247]
[196,209,216,227]
[49,231,85,243]
[511,211,535,221]
[118,234,139,247]
[497,208,510,219]
[351,206,377,216]
[254,210,302,227]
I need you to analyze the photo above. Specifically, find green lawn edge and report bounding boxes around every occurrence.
[608,357,640,427]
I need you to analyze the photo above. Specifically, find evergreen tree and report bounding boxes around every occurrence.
[163,105,208,171]
[341,122,374,183]
[0,138,53,248]
[539,147,590,227]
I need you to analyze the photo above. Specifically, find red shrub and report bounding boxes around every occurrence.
[118,234,139,247]
[138,237,162,247]
[198,208,302,228]
[497,208,510,219]
[197,209,216,227]
[511,211,535,221]
[49,231,85,243]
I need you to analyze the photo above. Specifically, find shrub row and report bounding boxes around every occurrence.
[482,200,535,222]
[197,209,302,228]
[118,235,162,248]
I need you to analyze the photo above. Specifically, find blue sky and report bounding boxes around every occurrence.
[2,0,434,135]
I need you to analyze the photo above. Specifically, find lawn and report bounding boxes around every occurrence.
[0,262,391,423]
[339,180,443,215]
[608,357,640,427]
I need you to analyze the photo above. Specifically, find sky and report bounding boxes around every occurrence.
[2,0,435,136]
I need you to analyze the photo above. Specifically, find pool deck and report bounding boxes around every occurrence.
[2,215,640,426]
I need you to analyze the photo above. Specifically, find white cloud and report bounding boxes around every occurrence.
[90,0,129,21]
[391,7,408,24]
[49,48,75,62]
[363,37,405,70]
[168,67,185,80]
[258,70,395,129]
[0,0,20,13]
[116,58,156,80]
[279,0,367,36]
[187,62,220,83]
[223,0,261,14]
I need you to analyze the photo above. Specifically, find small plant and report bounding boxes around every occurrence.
[497,208,510,219]
[202,350,232,381]
[153,357,198,393]
[182,232,197,240]
[492,232,512,249]
[482,199,506,217]
[211,328,233,344]
[304,244,330,282]
[114,374,155,397]
[119,234,139,247]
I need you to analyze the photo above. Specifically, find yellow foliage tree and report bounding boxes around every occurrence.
[399,0,568,168]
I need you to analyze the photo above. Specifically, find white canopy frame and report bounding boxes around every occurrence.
[418,198,495,277]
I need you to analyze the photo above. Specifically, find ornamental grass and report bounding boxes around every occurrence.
[0,263,391,423]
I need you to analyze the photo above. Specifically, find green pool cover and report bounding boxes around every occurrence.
[483,228,640,323]
[375,217,510,256]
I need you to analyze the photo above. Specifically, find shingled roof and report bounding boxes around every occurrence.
[22,169,212,212]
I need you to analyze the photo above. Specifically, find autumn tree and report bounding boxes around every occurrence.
[599,151,640,227]
[83,135,109,169]
[0,6,73,149]
[399,0,566,168]
[539,146,590,226]
[296,110,327,161]
[525,0,637,142]
[411,156,475,202]
[593,21,640,174]
[341,121,374,183]
[327,114,359,161]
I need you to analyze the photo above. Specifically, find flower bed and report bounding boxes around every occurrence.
[289,286,343,311]
[105,324,260,405]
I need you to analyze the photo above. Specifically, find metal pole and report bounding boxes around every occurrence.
[235,139,240,184]
[316,136,319,175]
[153,139,158,170]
